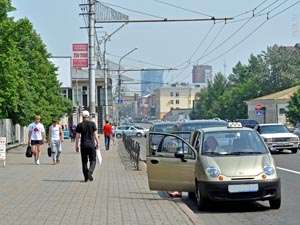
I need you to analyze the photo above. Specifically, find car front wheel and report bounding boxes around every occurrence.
[195,181,207,210]
[116,134,122,138]
[136,133,142,137]
[291,148,298,154]
[269,197,281,209]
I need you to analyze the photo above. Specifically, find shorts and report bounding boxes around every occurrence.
[31,140,43,145]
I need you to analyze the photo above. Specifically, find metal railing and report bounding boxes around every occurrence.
[122,134,140,170]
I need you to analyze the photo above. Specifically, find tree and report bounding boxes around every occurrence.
[287,89,300,125]
[0,1,72,126]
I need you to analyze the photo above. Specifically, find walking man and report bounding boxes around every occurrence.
[75,111,99,182]
[103,120,113,150]
[28,115,46,165]
[48,119,63,165]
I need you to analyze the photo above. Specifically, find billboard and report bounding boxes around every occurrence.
[72,43,88,68]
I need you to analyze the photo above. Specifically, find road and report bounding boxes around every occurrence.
[134,128,300,225]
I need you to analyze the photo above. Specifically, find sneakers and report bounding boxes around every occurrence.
[52,160,56,165]
[36,159,40,165]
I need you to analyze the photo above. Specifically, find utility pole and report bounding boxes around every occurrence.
[88,0,96,119]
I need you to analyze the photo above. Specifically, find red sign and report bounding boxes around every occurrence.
[255,104,263,110]
[72,43,88,68]
[72,43,88,52]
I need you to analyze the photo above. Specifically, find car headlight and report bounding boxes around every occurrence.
[206,166,221,178]
[263,138,273,142]
[263,165,275,176]
[151,145,158,151]
[290,137,299,141]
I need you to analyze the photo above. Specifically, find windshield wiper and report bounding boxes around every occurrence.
[227,151,264,155]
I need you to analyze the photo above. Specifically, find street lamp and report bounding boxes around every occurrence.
[102,23,128,121]
[117,47,138,125]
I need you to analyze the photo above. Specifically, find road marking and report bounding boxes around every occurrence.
[277,167,300,175]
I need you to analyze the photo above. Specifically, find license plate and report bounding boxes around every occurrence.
[228,184,259,193]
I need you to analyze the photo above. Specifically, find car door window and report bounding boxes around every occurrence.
[156,136,195,159]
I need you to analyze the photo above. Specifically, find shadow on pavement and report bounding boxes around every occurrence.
[181,196,270,213]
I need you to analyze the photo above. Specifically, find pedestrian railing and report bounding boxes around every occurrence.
[122,135,140,170]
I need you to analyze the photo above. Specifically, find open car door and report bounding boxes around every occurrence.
[147,132,197,192]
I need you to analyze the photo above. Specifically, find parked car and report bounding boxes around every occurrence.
[115,125,147,138]
[147,122,281,210]
[236,119,258,129]
[255,123,299,153]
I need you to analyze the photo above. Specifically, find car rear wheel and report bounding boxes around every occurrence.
[195,182,207,210]
[136,133,142,137]
[116,134,122,138]
[269,197,281,209]
[291,148,298,154]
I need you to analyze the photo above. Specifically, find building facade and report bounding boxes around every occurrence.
[153,83,203,119]
[141,70,164,96]
[246,86,300,124]
[192,65,213,84]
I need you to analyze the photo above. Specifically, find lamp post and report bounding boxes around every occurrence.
[117,48,138,125]
[102,23,127,121]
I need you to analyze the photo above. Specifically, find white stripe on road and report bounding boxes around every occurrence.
[277,167,300,175]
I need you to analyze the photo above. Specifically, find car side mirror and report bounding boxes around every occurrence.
[174,152,187,162]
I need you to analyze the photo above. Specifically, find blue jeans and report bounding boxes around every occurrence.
[104,136,110,150]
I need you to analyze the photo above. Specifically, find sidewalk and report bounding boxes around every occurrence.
[0,138,199,225]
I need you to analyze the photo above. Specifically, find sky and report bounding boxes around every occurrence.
[11,0,300,86]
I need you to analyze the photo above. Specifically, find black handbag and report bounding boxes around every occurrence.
[47,146,52,157]
[25,146,32,158]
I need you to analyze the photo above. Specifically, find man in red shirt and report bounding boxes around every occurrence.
[103,120,113,150]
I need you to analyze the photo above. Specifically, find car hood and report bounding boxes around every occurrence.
[260,133,298,138]
[202,154,273,177]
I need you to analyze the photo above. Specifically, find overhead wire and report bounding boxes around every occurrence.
[152,0,214,18]
[202,0,300,66]
[174,0,298,83]
[232,0,269,17]
[174,23,215,69]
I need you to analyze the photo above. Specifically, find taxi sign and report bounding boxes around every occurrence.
[228,122,243,128]
[0,137,6,167]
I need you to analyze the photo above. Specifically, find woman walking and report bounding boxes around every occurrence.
[48,119,63,165]
[28,115,46,165]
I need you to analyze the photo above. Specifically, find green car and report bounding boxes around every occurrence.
[146,122,281,210]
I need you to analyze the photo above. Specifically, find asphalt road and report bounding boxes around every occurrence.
[135,134,300,225]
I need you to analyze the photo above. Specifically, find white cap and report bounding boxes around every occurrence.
[82,110,90,118]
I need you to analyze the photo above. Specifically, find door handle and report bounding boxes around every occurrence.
[150,159,159,164]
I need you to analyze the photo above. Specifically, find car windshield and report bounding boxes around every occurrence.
[152,124,177,132]
[180,121,227,132]
[259,125,289,134]
[202,130,268,156]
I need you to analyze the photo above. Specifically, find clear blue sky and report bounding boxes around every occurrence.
[11,0,300,84]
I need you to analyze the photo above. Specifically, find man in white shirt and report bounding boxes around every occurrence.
[28,115,46,165]
[48,119,63,165]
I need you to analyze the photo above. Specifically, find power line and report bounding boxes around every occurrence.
[174,0,300,84]
[233,0,269,17]
[99,1,165,19]
[174,23,215,69]
[106,52,172,69]
[256,0,281,14]
[152,0,214,18]
[203,0,300,65]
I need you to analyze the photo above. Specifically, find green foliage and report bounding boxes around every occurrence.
[191,45,300,120]
[287,89,300,125]
[0,3,72,126]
